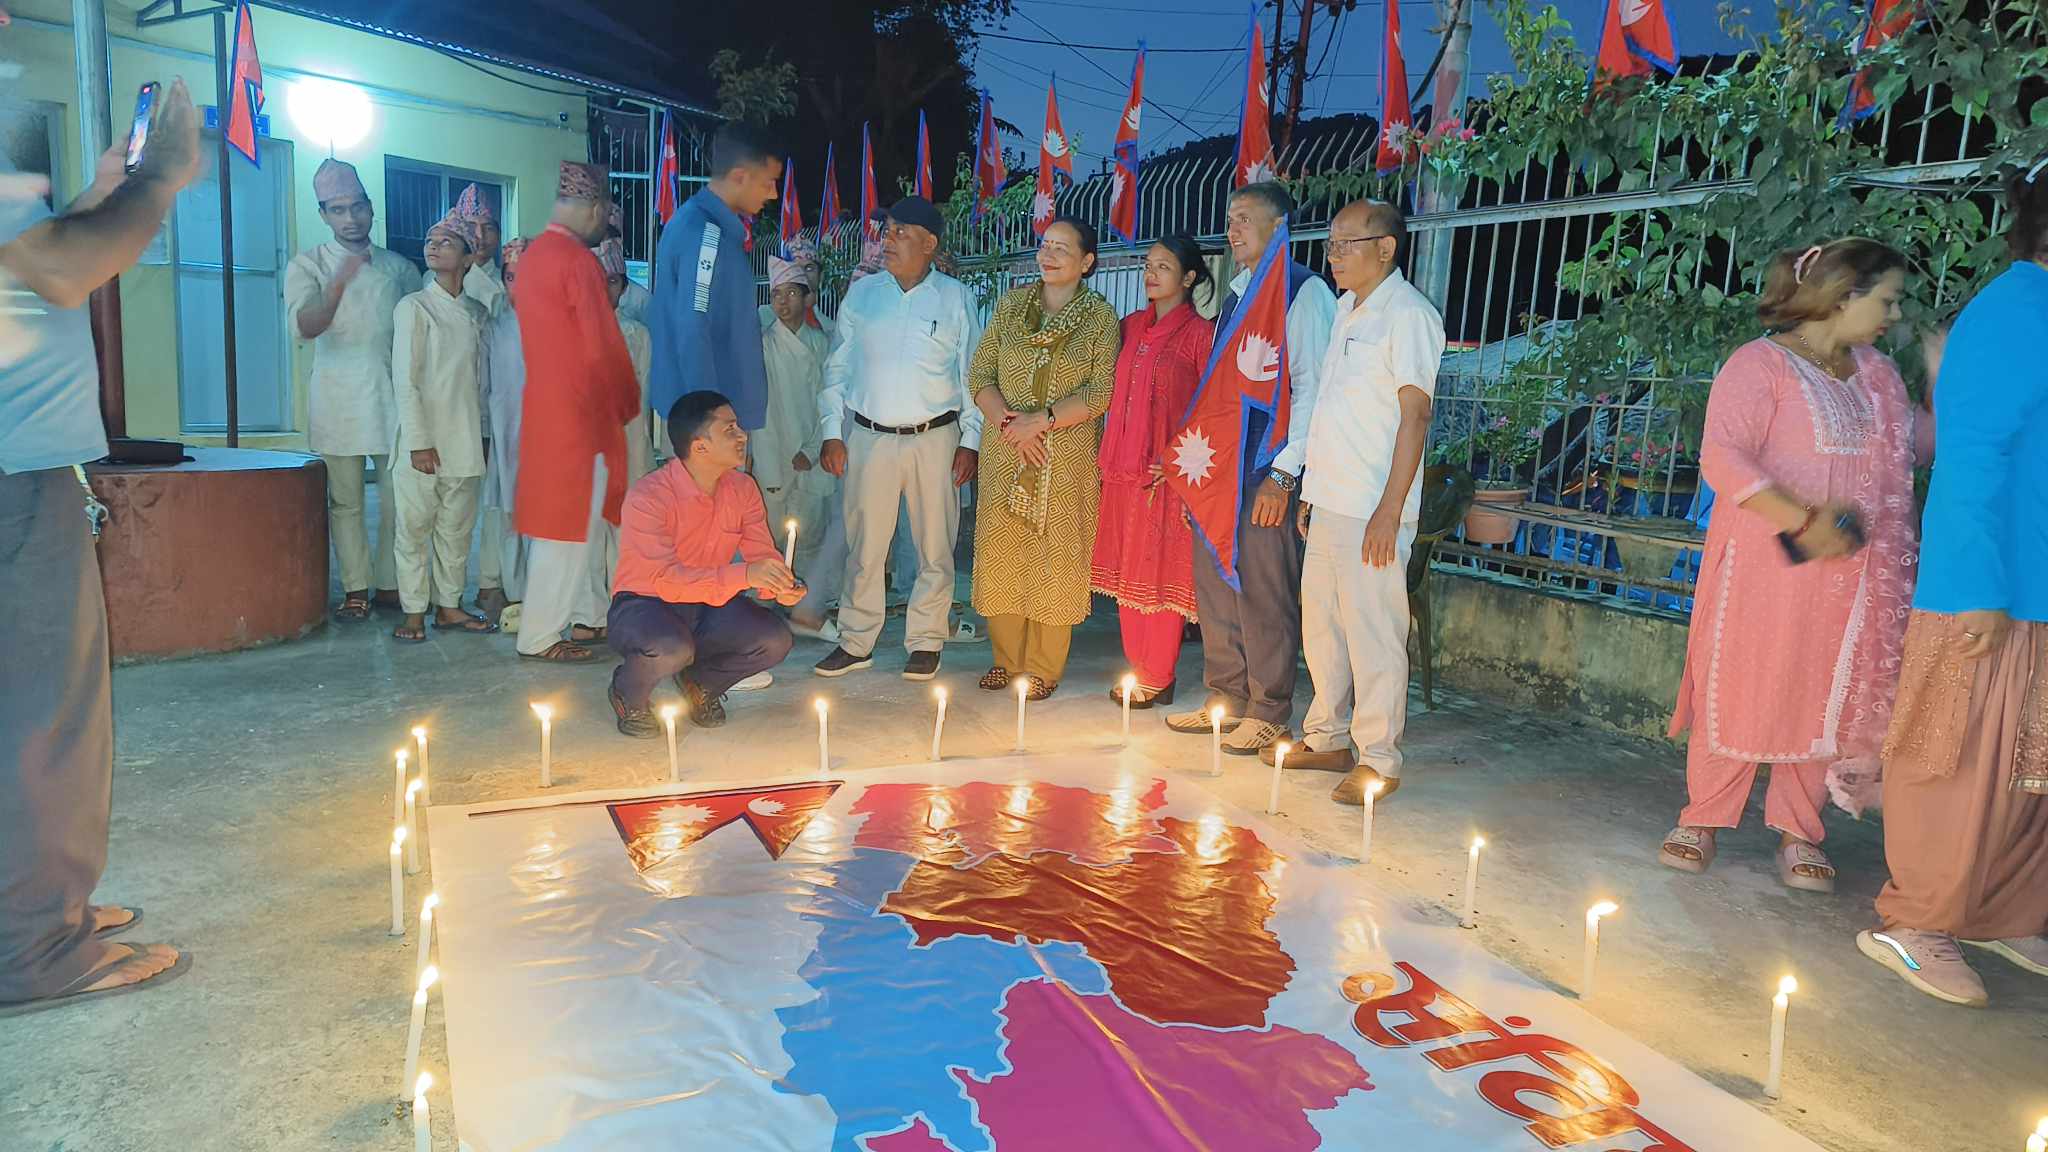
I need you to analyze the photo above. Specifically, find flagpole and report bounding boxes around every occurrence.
[213,8,241,448]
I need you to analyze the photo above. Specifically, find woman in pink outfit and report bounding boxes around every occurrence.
[1091,235,1216,704]
[1663,238,1928,892]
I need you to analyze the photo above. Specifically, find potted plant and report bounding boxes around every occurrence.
[1460,381,1547,545]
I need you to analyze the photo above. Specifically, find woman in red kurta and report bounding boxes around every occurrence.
[1090,235,1216,703]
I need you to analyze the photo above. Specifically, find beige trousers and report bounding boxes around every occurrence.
[1301,512,1417,777]
[323,453,397,594]
[518,457,613,656]
[839,421,961,657]
[392,461,481,614]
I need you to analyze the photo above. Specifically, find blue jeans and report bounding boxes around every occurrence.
[606,593,793,708]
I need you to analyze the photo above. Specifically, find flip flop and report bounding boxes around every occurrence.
[92,905,142,940]
[391,624,429,644]
[0,944,191,1019]
[520,641,595,664]
[433,611,500,635]
[1779,840,1836,893]
[1659,826,1716,873]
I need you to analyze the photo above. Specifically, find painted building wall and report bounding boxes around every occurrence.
[4,0,592,448]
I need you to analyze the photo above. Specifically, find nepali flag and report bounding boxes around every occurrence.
[654,110,681,226]
[974,88,1007,220]
[915,110,933,201]
[1375,0,1412,173]
[1034,78,1073,236]
[860,123,880,240]
[779,157,802,257]
[1234,3,1275,187]
[818,142,840,249]
[1595,0,1678,83]
[1107,46,1145,245]
[1167,215,1291,590]
[224,0,264,166]
[1842,0,1916,127]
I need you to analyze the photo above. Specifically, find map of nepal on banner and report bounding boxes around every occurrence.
[1167,217,1291,590]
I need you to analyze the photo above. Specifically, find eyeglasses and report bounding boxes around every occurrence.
[1326,234,1392,257]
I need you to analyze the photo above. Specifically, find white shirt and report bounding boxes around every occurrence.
[620,312,655,483]
[1302,270,1445,524]
[285,241,417,457]
[617,278,652,327]
[423,261,504,318]
[1226,264,1336,477]
[819,267,986,451]
[390,279,489,477]
[757,313,833,494]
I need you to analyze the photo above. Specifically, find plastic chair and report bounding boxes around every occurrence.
[1407,464,1476,711]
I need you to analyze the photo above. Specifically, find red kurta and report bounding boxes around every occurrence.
[513,224,639,542]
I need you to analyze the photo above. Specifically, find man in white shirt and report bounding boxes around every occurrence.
[757,243,833,580]
[284,159,418,622]
[1165,181,1337,755]
[1289,200,1445,805]
[389,209,496,642]
[812,196,984,682]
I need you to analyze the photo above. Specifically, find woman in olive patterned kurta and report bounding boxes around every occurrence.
[969,217,1120,697]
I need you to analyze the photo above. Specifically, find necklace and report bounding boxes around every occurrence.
[1788,331,1852,381]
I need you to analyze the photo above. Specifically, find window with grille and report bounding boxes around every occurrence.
[382,157,507,271]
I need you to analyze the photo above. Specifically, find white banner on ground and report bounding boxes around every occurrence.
[426,752,1821,1152]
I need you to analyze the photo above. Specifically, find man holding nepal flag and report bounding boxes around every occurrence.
[1163,181,1334,758]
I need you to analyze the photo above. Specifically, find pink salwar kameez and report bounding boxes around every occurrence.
[1670,338,1925,842]
[1090,303,1214,691]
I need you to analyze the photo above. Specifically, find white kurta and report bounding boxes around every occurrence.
[423,261,505,319]
[391,280,489,477]
[755,315,833,496]
[620,314,655,484]
[483,310,525,512]
[285,241,417,457]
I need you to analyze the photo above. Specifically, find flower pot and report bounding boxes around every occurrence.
[1463,487,1529,545]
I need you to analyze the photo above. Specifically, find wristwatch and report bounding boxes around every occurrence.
[1267,468,1299,493]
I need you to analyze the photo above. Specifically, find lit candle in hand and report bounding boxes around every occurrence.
[783,518,799,568]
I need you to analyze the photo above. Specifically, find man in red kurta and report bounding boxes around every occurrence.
[513,161,640,662]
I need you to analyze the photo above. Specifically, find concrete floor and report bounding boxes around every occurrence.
[3,605,2044,1151]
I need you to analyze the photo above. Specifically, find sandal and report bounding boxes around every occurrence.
[332,593,371,623]
[1107,679,1176,709]
[520,640,596,664]
[391,623,429,644]
[1025,677,1056,702]
[91,905,141,939]
[980,667,1012,691]
[433,610,500,635]
[0,943,190,1019]
[1659,826,1716,873]
[570,624,607,643]
[1778,840,1837,894]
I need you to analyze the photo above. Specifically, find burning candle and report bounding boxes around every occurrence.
[1208,705,1224,776]
[415,893,439,984]
[392,749,409,827]
[783,518,799,568]
[1461,837,1484,928]
[1582,901,1619,999]
[1267,742,1288,814]
[413,1071,433,1152]
[389,828,407,937]
[404,778,424,875]
[401,964,439,1101]
[931,687,948,761]
[1015,679,1029,751]
[530,703,552,788]
[2028,1118,2048,1152]
[661,704,681,783]
[1764,974,1796,1100]
[815,698,829,778]
[411,726,431,805]
[1361,780,1383,864]
[1120,674,1135,745]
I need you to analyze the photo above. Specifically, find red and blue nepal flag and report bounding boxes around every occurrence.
[1165,216,1291,591]
[1107,47,1145,245]
[1842,0,1917,127]
[224,0,263,166]
[1594,0,1677,84]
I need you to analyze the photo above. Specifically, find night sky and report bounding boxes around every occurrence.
[969,1,1759,167]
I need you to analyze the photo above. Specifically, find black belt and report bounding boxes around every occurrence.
[852,410,960,436]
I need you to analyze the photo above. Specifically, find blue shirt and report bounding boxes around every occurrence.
[0,190,108,474]
[648,188,768,430]
[1915,261,2048,622]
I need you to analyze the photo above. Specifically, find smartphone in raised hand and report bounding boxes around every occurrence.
[123,82,159,174]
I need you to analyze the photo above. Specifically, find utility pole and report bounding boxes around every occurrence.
[1266,0,1286,119]
[1277,0,1316,162]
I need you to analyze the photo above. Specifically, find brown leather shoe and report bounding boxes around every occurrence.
[1260,742,1354,772]
[1331,766,1401,806]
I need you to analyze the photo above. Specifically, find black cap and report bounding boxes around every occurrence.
[887,195,944,237]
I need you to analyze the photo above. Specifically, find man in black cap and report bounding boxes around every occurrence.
[812,196,983,682]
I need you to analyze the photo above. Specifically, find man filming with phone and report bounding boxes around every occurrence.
[1,77,201,1012]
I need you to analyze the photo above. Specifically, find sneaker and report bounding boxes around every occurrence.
[903,650,942,681]
[1857,928,1989,1007]
[680,677,727,729]
[1260,740,1353,772]
[1222,718,1286,756]
[814,646,873,677]
[731,671,773,692]
[1165,707,1239,735]
[1332,766,1401,806]
[1963,934,2048,977]
[609,673,660,740]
